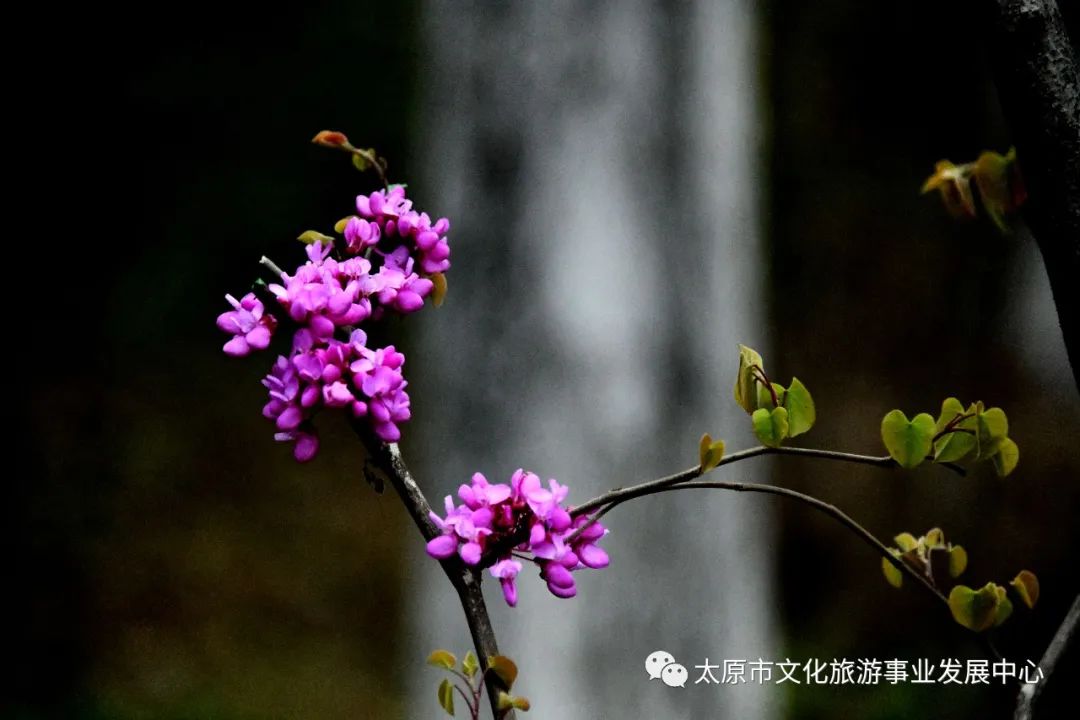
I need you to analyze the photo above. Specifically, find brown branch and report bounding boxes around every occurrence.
[986,0,1080,393]
[353,428,514,720]
[570,444,964,519]
[1014,592,1080,720]
[587,478,949,605]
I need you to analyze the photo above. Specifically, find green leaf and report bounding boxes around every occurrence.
[462,650,479,678]
[488,655,518,689]
[352,150,378,172]
[975,407,1009,459]
[933,398,976,463]
[923,528,945,548]
[756,381,784,410]
[733,344,764,414]
[974,150,1013,233]
[783,377,815,437]
[752,406,789,448]
[881,410,935,469]
[894,532,918,552]
[934,398,965,434]
[948,583,1004,632]
[427,649,457,671]
[992,437,1020,477]
[1011,570,1039,609]
[698,433,725,472]
[437,678,455,716]
[949,546,968,578]
[994,588,1014,627]
[297,230,335,245]
[882,552,904,588]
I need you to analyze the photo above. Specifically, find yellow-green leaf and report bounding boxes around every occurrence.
[949,583,1003,632]
[994,587,1014,627]
[752,406,789,448]
[881,410,935,469]
[431,272,448,307]
[882,553,904,588]
[698,433,725,472]
[974,150,1013,233]
[976,407,1009,459]
[437,678,455,716]
[488,655,518,689]
[949,546,968,578]
[427,649,457,670]
[784,377,815,437]
[334,216,355,234]
[894,532,918,552]
[462,650,479,678]
[297,230,335,245]
[992,437,1020,477]
[352,151,373,172]
[733,344,764,414]
[512,696,531,711]
[933,398,977,463]
[924,528,945,548]
[1011,570,1039,609]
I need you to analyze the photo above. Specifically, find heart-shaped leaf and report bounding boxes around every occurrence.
[882,552,904,588]
[427,649,457,670]
[894,532,919,552]
[994,587,1014,627]
[488,655,518,689]
[1010,570,1039,609]
[756,381,784,410]
[698,433,725,472]
[949,583,1004,632]
[784,377,815,437]
[933,398,977,463]
[733,344,764,414]
[992,437,1019,477]
[949,546,968,578]
[437,678,455,716]
[462,650,479,678]
[752,406,789,448]
[881,410,935,469]
[297,230,335,245]
[975,407,1009,459]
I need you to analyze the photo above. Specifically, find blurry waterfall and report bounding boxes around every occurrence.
[407,2,777,717]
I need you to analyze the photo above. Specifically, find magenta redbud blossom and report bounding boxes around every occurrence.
[218,293,276,356]
[219,184,452,460]
[425,470,610,606]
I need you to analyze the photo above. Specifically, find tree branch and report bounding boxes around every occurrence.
[1014,592,1080,720]
[354,429,514,719]
[586,478,949,605]
[570,445,964,518]
[986,0,1080,392]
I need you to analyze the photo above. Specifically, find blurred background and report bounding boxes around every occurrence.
[15,0,1079,718]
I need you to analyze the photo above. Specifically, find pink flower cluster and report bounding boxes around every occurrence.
[217,186,450,461]
[426,470,610,607]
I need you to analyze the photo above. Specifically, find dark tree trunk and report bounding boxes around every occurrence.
[986,0,1080,393]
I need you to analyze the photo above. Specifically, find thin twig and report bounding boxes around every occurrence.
[570,445,964,519]
[596,478,949,604]
[1015,593,1080,720]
